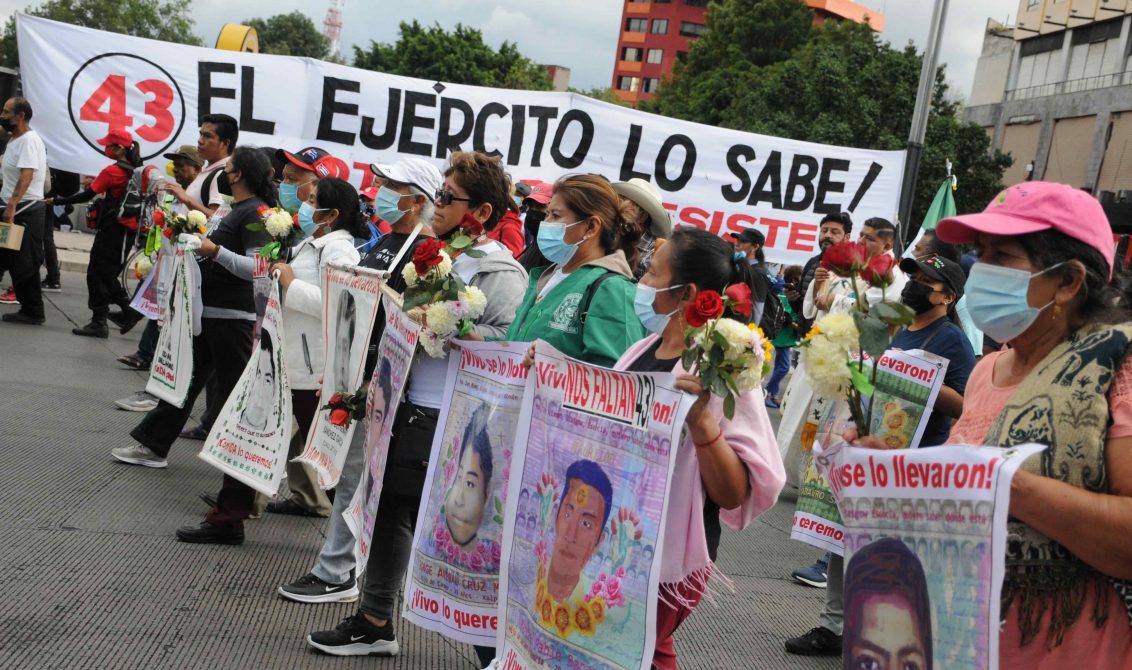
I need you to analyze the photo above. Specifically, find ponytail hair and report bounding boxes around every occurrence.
[316,178,370,238]
[554,174,642,269]
[668,228,757,320]
[229,146,278,208]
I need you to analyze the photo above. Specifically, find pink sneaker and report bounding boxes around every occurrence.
[0,287,18,305]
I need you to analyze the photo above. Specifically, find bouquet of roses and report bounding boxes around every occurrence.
[401,236,488,358]
[680,283,775,419]
[322,387,368,428]
[154,208,209,239]
[799,240,913,436]
[246,205,302,260]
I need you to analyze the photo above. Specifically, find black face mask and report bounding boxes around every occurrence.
[0,118,15,132]
[524,209,545,235]
[901,282,939,315]
[217,171,233,196]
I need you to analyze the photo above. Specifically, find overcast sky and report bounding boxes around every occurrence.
[6,0,1021,100]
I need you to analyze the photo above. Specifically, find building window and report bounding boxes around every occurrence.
[643,78,661,93]
[622,47,643,62]
[651,19,669,34]
[680,21,706,37]
[647,48,664,64]
[617,76,641,92]
[676,50,688,64]
[626,18,648,32]
[684,0,710,5]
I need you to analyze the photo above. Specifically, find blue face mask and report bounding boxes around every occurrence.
[278,182,302,212]
[634,283,685,334]
[297,202,327,237]
[965,261,1064,343]
[537,220,585,266]
[375,186,407,224]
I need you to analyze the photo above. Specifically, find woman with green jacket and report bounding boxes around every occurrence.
[504,174,646,367]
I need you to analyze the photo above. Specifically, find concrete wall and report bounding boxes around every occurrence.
[969,20,1016,107]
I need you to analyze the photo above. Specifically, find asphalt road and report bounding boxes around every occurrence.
[0,271,839,670]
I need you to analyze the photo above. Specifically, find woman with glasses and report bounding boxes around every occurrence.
[111,146,278,545]
[501,173,646,367]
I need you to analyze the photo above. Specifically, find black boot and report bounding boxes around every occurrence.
[73,318,109,338]
[108,308,143,334]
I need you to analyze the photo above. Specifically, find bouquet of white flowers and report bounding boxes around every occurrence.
[246,205,301,260]
[402,238,489,358]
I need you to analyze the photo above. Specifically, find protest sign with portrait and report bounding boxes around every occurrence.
[198,280,292,495]
[496,341,694,670]
[403,341,529,646]
[816,440,1044,670]
[146,247,196,408]
[296,263,383,488]
[343,297,420,571]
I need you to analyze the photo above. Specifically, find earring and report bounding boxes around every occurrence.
[1052,304,1062,319]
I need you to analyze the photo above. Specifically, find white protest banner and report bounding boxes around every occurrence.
[17,15,905,267]
[496,341,694,670]
[815,441,1045,670]
[146,247,194,407]
[403,341,529,647]
[198,280,292,495]
[128,255,161,320]
[792,349,948,554]
[295,263,383,488]
[344,297,419,571]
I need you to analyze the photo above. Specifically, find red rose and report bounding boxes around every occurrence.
[459,211,484,238]
[329,408,350,427]
[292,212,300,227]
[685,290,725,328]
[723,283,753,319]
[413,238,447,276]
[162,226,173,239]
[862,254,897,288]
[152,210,165,227]
[329,392,343,407]
[257,205,269,216]
[821,240,868,276]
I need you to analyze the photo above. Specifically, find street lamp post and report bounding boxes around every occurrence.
[898,0,951,244]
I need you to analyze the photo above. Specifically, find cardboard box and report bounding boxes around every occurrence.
[0,221,23,250]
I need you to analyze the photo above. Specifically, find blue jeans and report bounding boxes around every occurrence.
[136,319,159,362]
[765,346,792,399]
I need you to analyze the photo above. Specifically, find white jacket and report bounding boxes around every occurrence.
[282,229,360,390]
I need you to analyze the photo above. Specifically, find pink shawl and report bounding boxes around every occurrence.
[614,335,786,603]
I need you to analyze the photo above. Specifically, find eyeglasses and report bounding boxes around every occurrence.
[434,188,472,206]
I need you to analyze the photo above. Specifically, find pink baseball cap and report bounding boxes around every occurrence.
[936,181,1115,277]
[520,179,553,205]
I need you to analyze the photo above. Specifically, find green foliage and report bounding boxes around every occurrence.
[353,20,551,91]
[651,0,1010,222]
[2,0,202,68]
[569,86,628,107]
[244,11,330,60]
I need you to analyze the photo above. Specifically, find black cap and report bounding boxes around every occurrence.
[899,255,966,297]
[729,228,765,245]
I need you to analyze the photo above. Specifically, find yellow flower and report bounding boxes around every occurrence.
[554,604,572,637]
[574,604,596,635]
[589,598,606,624]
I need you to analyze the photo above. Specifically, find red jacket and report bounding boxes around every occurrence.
[489,209,525,258]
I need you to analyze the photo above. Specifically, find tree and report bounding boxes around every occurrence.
[651,0,1010,224]
[569,86,628,107]
[1,0,202,68]
[244,11,329,60]
[353,20,551,91]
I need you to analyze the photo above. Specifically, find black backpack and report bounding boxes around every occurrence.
[758,281,787,341]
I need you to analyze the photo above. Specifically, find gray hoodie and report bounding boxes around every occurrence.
[468,247,528,339]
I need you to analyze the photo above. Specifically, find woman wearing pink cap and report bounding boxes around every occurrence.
[856,181,1132,666]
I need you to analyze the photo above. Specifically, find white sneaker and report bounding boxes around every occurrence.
[115,391,159,412]
[111,445,167,468]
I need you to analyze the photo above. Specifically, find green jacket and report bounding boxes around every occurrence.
[506,251,646,368]
[771,293,799,348]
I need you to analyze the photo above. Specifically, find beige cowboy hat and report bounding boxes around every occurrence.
[612,178,673,239]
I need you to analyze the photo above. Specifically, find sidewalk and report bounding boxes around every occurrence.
[0,272,838,670]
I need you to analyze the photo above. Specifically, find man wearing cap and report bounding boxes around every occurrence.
[613,177,673,279]
[517,179,552,271]
[0,97,48,326]
[164,113,238,218]
[47,126,140,337]
[163,145,203,193]
[276,146,350,214]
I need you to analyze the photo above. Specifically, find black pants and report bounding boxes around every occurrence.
[41,211,59,283]
[0,203,46,319]
[86,221,135,319]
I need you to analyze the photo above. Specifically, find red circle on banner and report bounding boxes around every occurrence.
[66,52,186,161]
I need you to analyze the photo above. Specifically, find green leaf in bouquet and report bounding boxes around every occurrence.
[709,345,724,366]
[245,222,265,232]
[681,348,697,371]
[849,362,876,396]
[450,274,467,292]
[458,319,474,337]
[703,366,719,392]
[873,301,915,328]
[403,290,431,311]
[720,369,739,394]
[711,330,728,350]
[852,310,889,361]
[462,248,487,258]
[710,372,729,400]
[449,235,472,250]
[723,393,736,420]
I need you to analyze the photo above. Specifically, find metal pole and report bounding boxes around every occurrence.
[898,0,951,244]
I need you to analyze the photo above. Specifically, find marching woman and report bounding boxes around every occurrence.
[111,146,277,545]
[500,174,646,367]
[306,151,527,657]
[616,228,786,668]
[50,128,144,337]
[266,178,365,517]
